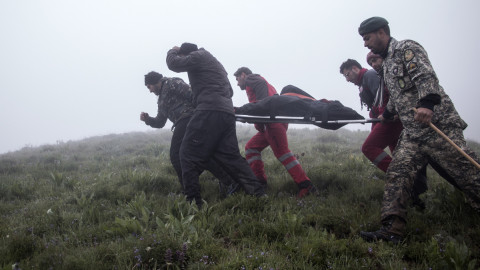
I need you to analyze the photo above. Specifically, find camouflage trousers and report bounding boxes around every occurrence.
[381,126,480,227]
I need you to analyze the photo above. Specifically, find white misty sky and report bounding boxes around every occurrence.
[1,0,479,154]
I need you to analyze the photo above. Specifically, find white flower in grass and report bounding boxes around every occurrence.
[47,209,53,215]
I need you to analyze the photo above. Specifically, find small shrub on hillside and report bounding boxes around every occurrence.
[1,180,36,201]
[2,232,38,263]
[0,158,23,174]
[121,169,179,195]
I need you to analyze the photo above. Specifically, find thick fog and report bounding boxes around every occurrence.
[1,0,479,153]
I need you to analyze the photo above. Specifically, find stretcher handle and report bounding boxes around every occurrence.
[234,114,380,124]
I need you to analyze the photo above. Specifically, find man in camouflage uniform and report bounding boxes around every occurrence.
[141,71,238,196]
[357,17,480,243]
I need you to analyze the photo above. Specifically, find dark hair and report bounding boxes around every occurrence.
[144,71,163,86]
[233,67,252,77]
[339,59,362,74]
[178,43,198,55]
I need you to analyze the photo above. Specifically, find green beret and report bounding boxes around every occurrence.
[358,17,389,35]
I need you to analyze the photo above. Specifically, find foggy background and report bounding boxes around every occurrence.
[1,0,479,154]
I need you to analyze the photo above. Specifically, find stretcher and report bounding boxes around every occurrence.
[233,86,377,130]
[235,114,380,125]
[235,114,380,131]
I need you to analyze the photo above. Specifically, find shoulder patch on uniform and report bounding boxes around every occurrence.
[404,49,415,62]
[408,62,417,71]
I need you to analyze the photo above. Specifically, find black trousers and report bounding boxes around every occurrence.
[170,117,236,193]
[411,158,460,199]
[180,111,265,206]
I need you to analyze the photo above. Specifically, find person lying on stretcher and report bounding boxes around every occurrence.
[234,85,365,130]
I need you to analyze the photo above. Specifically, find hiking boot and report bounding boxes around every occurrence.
[360,227,403,244]
[360,215,405,244]
[297,181,319,198]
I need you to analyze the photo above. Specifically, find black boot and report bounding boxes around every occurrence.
[297,180,319,198]
[360,216,405,244]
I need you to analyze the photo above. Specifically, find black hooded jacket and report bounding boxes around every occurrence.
[166,48,234,115]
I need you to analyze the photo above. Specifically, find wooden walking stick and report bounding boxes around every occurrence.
[413,108,480,170]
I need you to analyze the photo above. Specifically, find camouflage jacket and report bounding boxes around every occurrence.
[382,38,467,139]
[145,77,195,128]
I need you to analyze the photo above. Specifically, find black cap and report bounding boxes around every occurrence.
[178,43,198,55]
[358,17,388,35]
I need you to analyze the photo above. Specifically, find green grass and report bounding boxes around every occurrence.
[0,127,479,269]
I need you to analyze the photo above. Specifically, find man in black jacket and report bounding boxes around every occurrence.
[141,71,238,197]
[166,43,266,207]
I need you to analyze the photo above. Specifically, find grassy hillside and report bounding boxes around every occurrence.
[0,125,479,269]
